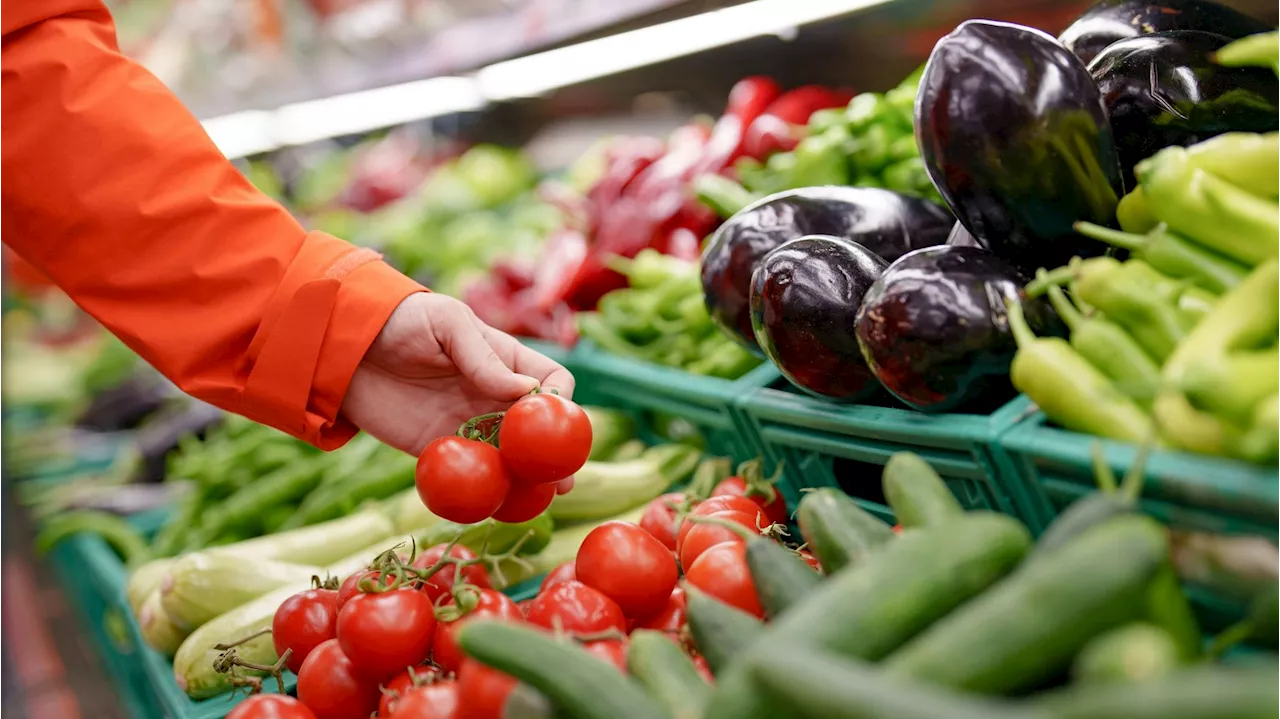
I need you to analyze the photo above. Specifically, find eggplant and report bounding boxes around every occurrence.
[854,246,1063,413]
[750,235,889,400]
[1060,0,1272,66]
[946,222,986,249]
[701,186,953,350]
[1089,30,1279,188]
[916,20,1125,276]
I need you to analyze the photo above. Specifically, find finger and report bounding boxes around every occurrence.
[554,477,575,495]
[480,324,577,400]
[439,309,539,399]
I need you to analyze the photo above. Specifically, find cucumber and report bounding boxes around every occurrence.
[1033,664,1279,719]
[705,512,1032,719]
[881,453,963,529]
[795,487,895,573]
[161,554,320,630]
[126,558,176,616]
[684,585,764,674]
[746,537,822,618]
[1071,623,1180,685]
[1028,492,1134,561]
[548,445,701,522]
[138,589,189,656]
[459,621,669,719]
[627,630,711,719]
[884,515,1169,694]
[1143,563,1201,660]
[748,645,1030,719]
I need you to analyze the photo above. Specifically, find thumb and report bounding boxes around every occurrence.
[440,312,539,399]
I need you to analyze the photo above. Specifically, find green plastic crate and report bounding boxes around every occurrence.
[738,379,1033,526]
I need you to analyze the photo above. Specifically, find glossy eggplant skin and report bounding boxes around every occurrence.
[1060,0,1272,67]
[1090,30,1279,188]
[701,186,953,351]
[916,20,1125,276]
[946,221,986,249]
[750,235,889,401]
[855,246,1063,413]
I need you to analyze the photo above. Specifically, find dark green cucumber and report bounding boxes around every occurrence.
[1143,563,1201,660]
[746,537,822,618]
[684,585,764,674]
[627,630,711,719]
[704,512,1032,719]
[458,621,668,719]
[884,515,1169,694]
[1033,664,1279,719]
[795,487,895,574]
[1028,493,1134,560]
[748,646,1032,719]
[1071,623,1180,685]
[881,453,963,529]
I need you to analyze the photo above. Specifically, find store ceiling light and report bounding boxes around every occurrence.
[476,0,893,100]
[202,110,275,160]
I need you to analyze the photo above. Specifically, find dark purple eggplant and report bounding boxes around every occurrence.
[750,235,889,401]
[1060,0,1272,66]
[916,20,1125,276]
[701,186,953,350]
[1089,30,1279,188]
[855,246,1063,413]
[75,373,171,431]
[946,222,986,249]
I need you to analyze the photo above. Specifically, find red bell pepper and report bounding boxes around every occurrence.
[628,122,712,208]
[586,137,665,231]
[742,86,855,160]
[691,76,782,178]
[528,227,589,312]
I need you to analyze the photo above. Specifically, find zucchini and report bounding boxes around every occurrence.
[1032,664,1279,719]
[684,585,765,674]
[459,621,669,719]
[584,406,638,460]
[881,453,963,529]
[127,558,176,616]
[627,630,711,719]
[389,488,447,534]
[795,487,895,574]
[549,445,700,522]
[161,553,320,630]
[138,589,188,656]
[884,515,1168,694]
[199,507,395,565]
[705,512,1031,719]
[1071,623,1180,685]
[746,537,821,618]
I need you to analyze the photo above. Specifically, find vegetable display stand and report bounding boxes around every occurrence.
[738,380,1032,525]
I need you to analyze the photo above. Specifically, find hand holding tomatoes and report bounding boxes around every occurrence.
[498,393,592,485]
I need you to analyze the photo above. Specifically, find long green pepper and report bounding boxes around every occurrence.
[1044,281,1160,404]
[1068,258,1196,362]
[1074,221,1248,295]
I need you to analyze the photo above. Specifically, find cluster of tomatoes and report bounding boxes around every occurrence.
[414,392,592,525]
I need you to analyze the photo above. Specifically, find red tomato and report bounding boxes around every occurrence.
[413,544,492,604]
[892,524,903,535]
[227,694,316,719]
[336,588,436,680]
[296,639,381,719]
[392,681,460,719]
[271,588,338,674]
[497,394,592,485]
[639,492,685,551]
[379,666,442,717]
[575,521,679,619]
[416,437,511,523]
[539,562,576,591]
[432,589,523,673]
[632,587,686,635]
[457,659,516,719]
[517,599,534,616]
[675,496,763,554]
[524,581,626,635]
[711,476,789,526]
[582,638,628,672]
[685,541,763,618]
[678,510,757,571]
[337,570,394,610]
[798,549,822,572]
[692,654,714,684]
[492,482,556,523]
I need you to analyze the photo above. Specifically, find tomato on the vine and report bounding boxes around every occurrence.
[380,665,442,717]
[296,638,381,719]
[675,496,763,554]
[336,588,436,680]
[632,586,686,635]
[432,589,523,673]
[798,548,822,572]
[576,521,678,619]
[416,437,511,523]
[639,492,685,551]
[692,654,714,684]
[582,638,628,673]
[272,587,339,674]
[524,580,626,635]
[711,475,789,526]
[539,561,576,591]
[227,695,316,719]
[685,541,763,618]
[337,570,394,610]
[678,509,757,571]
[457,658,516,719]
[892,524,903,535]
[391,681,460,719]
[492,482,556,523]
[413,544,491,604]
[498,393,592,485]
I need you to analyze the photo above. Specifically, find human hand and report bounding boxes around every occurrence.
[341,293,576,489]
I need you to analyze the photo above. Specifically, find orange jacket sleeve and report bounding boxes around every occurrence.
[1,0,426,449]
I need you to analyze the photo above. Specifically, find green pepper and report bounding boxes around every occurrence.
[1183,132,1279,199]
[1058,258,1194,362]
[1115,187,1159,233]
[1044,279,1160,404]
[576,313,648,360]
[1074,221,1248,295]
[791,127,852,187]
[843,92,887,131]
[1238,394,1280,463]
[1181,346,1280,426]
[845,124,894,176]
[805,108,846,135]
[1137,146,1280,267]
[693,174,760,219]
[1007,298,1155,443]
[1214,30,1280,75]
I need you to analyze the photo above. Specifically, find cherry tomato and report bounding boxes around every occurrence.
[633,586,686,635]
[517,599,534,616]
[685,541,763,618]
[337,570,394,610]
[457,658,516,719]
[336,588,436,680]
[432,589,523,673]
[675,496,763,554]
[892,524,903,535]
[576,521,678,619]
[379,666,442,717]
[582,638,628,672]
[416,437,511,523]
[492,482,556,523]
[639,492,685,551]
[392,681,460,719]
[524,580,626,635]
[413,544,491,604]
[678,509,757,571]
[498,393,592,485]
[296,638,381,719]
[711,476,789,526]
[798,548,822,572]
[692,654,715,684]
[539,562,576,591]
[271,588,338,674]
[227,694,316,719]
